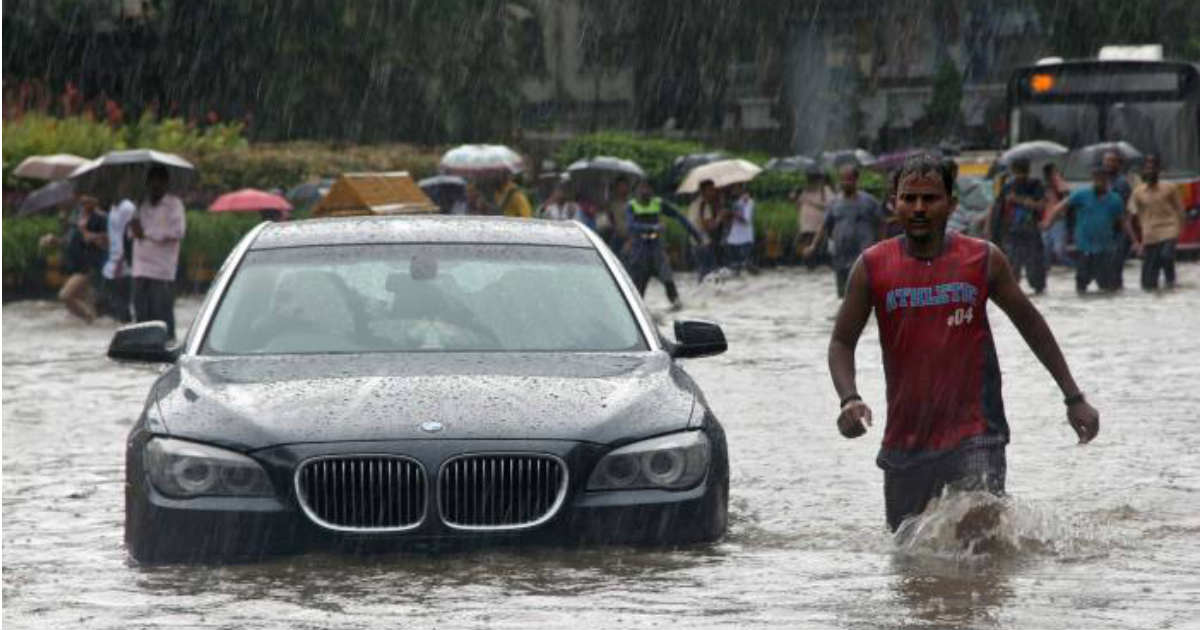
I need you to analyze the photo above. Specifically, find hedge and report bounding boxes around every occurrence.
[2,113,247,189]
[192,143,443,196]
[2,114,443,196]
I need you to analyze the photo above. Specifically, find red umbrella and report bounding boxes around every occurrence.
[209,188,293,213]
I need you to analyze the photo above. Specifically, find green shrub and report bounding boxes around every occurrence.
[2,113,248,189]
[193,142,443,194]
[555,132,708,191]
[178,211,263,271]
[2,215,59,275]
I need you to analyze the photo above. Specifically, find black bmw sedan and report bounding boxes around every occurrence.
[111,216,729,562]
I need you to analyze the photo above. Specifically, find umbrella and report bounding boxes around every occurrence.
[764,155,817,172]
[69,149,197,196]
[17,179,75,216]
[820,149,877,168]
[565,156,646,179]
[676,159,763,194]
[287,178,335,205]
[997,140,1069,166]
[13,154,90,181]
[439,144,524,177]
[1072,141,1143,169]
[669,152,727,185]
[209,188,292,213]
[418,174,468,195]
[418,174,468,210]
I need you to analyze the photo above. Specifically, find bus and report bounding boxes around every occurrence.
[1007,56,1200,250]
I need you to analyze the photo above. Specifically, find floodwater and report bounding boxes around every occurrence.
[4,262,1199,629]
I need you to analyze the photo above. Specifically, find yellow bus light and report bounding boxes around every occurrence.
[1031,74,1055,93]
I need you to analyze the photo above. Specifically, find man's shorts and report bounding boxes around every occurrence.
[882,442,1006,532]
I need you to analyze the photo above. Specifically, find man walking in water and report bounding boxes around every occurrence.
[626,180,704,310]
[825,155,1099,532]
[803,165,883,298]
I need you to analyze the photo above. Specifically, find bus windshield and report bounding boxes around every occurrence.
[1011,62,1200,178]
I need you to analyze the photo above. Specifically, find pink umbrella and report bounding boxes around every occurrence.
[209,188,293,213]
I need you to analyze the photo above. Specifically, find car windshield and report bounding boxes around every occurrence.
[202,243,647,354]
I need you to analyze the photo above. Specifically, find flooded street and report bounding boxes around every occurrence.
[4,263,1199,629]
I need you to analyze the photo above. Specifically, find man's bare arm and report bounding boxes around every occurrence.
[987,244,1099,442]
[828,256,875,438]
[1041,198,1069,229]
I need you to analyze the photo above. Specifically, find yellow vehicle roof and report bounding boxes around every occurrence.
[312,171,438,217]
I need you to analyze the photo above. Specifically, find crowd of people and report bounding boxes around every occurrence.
[990,150,1186,294]
[42,165,186,337]
[786,148,1187,299]
[43,146,1187,335]
[531,175,759,311]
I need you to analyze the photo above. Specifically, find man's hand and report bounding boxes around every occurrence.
[1067,400,1099,444]
[837,400,872,438]
[128,218,144,239]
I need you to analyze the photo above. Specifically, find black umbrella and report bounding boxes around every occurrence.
[820,149,876,168]
[286,178,335,205]
[17,179,74,216]
[669,152,727,186]
[68,149,197,197]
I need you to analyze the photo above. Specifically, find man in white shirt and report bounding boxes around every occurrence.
[129,165,186,339]
[725,184,756,273]
[102,189,136,322]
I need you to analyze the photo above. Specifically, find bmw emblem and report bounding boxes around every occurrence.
[420,421,444,434]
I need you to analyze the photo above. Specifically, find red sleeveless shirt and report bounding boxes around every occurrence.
[861,233,1008,468]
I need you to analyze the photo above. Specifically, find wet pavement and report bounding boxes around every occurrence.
[4,262,1199,629]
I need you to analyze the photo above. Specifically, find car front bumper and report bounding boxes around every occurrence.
[126,436,728,562]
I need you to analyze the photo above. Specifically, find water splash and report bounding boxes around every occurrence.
[893,490,1102,563]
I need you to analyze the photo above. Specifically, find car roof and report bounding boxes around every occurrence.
[249,215,595,250]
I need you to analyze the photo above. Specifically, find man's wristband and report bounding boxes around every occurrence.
[1064,392,1085,406]
[840,394,863,408]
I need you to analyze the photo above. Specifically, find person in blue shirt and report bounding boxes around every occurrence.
[1043,167,1138,294]
[627,180,704,310]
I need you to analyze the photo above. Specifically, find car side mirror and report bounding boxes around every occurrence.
[108,321,178,363]
[670,319,727,359]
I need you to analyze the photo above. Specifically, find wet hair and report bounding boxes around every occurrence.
[894,153,955,196]
[1010,157,1031,174]
[147,164,169,181]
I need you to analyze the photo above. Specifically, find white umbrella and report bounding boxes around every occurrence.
[676,159,763,194]
[565,156,646,179]
[13,154,90,181]
[68,149,197,196]
[439,144,524,177]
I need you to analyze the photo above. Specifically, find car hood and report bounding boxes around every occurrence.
[153,352,697,451]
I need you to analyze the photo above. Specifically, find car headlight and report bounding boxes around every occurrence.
[143,437,274,498]
[587,431,710,491]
